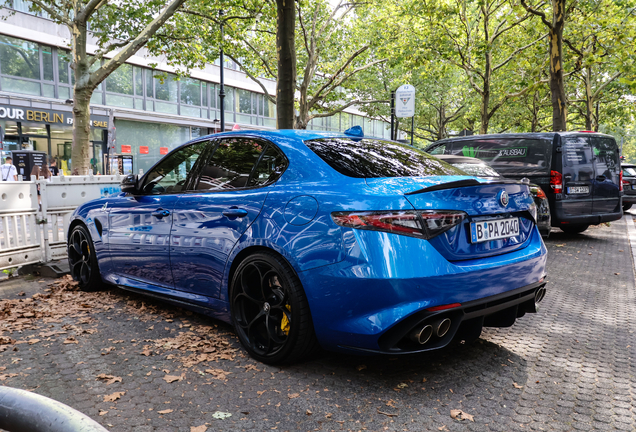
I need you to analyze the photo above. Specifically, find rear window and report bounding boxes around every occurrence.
[452,162,501,177]
[304,138,465,178]
[623,167,636,176]
[450,138,552,175]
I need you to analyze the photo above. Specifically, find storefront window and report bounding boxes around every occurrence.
[238,89,252,114]
[115,119,190,174]
[0,35,40,80]
[154,72,178,103]
[181,77,201,106]
[106,63,133,95]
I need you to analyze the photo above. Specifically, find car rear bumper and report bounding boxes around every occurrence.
[299,227,547,353]
[552,201,623,226]
[622,194,636,204]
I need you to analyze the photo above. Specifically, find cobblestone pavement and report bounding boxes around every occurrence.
[1,218,635,432]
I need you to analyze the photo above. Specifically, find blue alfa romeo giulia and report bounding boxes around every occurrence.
[67,129,547,364]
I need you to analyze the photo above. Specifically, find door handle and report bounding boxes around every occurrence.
[222,207,248,218]
[151,209,171,218]
[596,175,606,182]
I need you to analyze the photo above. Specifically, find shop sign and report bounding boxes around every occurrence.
[0,105,109,129]
[121,145,132,153]
[160,147,169,155]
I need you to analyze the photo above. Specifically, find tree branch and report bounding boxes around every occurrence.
[519,0,552,29]
[77,0,107,22]
[91,0,187,85]
[225,53,276,104]
[29,0,71,24]
[492,34,547,72]
[311,99,389,119]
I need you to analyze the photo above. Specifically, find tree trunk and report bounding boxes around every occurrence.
[71,21,92,175]
[549,0,567,131]
[583,67,594,130]
[479,10,491,135]
[276,0,296,129]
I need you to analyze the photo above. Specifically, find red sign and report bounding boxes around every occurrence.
[160,147,169,155]
[139,146,149,154]
[121,145,131,153]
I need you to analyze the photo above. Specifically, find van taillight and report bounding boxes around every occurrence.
[550,170,563,191]
[620,171,624,192]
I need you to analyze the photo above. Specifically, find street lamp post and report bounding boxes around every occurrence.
[218,10,225,132]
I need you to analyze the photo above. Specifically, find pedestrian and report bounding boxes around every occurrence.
[49,158,59,176]
[1,156,18,181]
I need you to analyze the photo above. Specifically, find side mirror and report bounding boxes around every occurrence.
[121,174,139,194]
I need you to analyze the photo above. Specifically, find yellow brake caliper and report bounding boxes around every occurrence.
[281,305,291,335]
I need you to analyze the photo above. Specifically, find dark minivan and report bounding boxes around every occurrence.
[424,132,623,234]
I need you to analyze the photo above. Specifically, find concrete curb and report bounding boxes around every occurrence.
[624,213,636,280]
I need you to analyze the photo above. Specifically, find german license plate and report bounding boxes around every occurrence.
[470,218,520,243]
[567,186,589,194]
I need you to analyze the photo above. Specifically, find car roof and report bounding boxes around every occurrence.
[435,155,490,164]
[428,131,616,146]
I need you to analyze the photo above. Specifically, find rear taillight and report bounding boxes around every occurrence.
[550,170,563,191]
[331,210,466,239]
[535,187,547,200]
[620,171,624,192]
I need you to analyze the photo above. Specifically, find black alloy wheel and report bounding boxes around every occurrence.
[68,225,102,291]
[560,224,589,234]
[230,252,318,364]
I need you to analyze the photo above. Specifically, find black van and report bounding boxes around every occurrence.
[424,132,623,234]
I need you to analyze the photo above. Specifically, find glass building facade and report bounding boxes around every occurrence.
[0,28,393,175]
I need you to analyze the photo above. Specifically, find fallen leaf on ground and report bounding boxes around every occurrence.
[450,409,474,422]
[163,374,184,383]
[27,339,40,345]
[211,411,231,420]
[158,409,173,414]
[63,337,78,344]
[204,368,231,380]
[103,392,125,402]
[306,409,312,415]
[99,410,108,416]
[356,364,367,371]
[396,382,408,389]
[96,374,122,385]
[377,409,397,417]
[288,393,300,399]
[191,427,207,432]
[513,382,523,389]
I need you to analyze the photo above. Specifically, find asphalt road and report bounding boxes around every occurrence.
[1,217,635,432]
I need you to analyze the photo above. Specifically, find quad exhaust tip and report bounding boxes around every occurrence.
[409,324,433,345]
[535,287,546,303]
[433,318,452,338]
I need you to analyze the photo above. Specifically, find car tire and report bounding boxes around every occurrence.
[560,224,589,234]
[67,224,103,291]
[230,251,319,365]
[623,204,632,211]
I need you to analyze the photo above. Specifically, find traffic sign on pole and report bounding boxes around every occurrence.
[395,84,415,118]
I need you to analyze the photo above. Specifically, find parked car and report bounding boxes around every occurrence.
[435,154,551,238]
[425,132,623,234]
[68,129,547,364]
[621,163,636,211]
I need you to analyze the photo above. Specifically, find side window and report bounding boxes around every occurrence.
[249,144,288,187]
[427,144,447,155]
[142,141,209,194]
[193,138,263,191]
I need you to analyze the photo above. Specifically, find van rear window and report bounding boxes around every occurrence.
[451,139,551,175]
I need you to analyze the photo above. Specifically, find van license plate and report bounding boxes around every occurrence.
[470,218,520,243]
[567,186,589,194]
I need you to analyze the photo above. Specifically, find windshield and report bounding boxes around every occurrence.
[304,138,465,178]
[452,162,501,178]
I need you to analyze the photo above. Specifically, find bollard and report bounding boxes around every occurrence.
[0,386,109,432]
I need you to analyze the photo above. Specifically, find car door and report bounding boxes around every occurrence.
[591,136,620,214]
[560,136,595,217]
[108,140,209,288]
[170,138,288,298]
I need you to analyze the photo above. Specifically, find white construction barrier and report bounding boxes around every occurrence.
[0,174,122,271]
